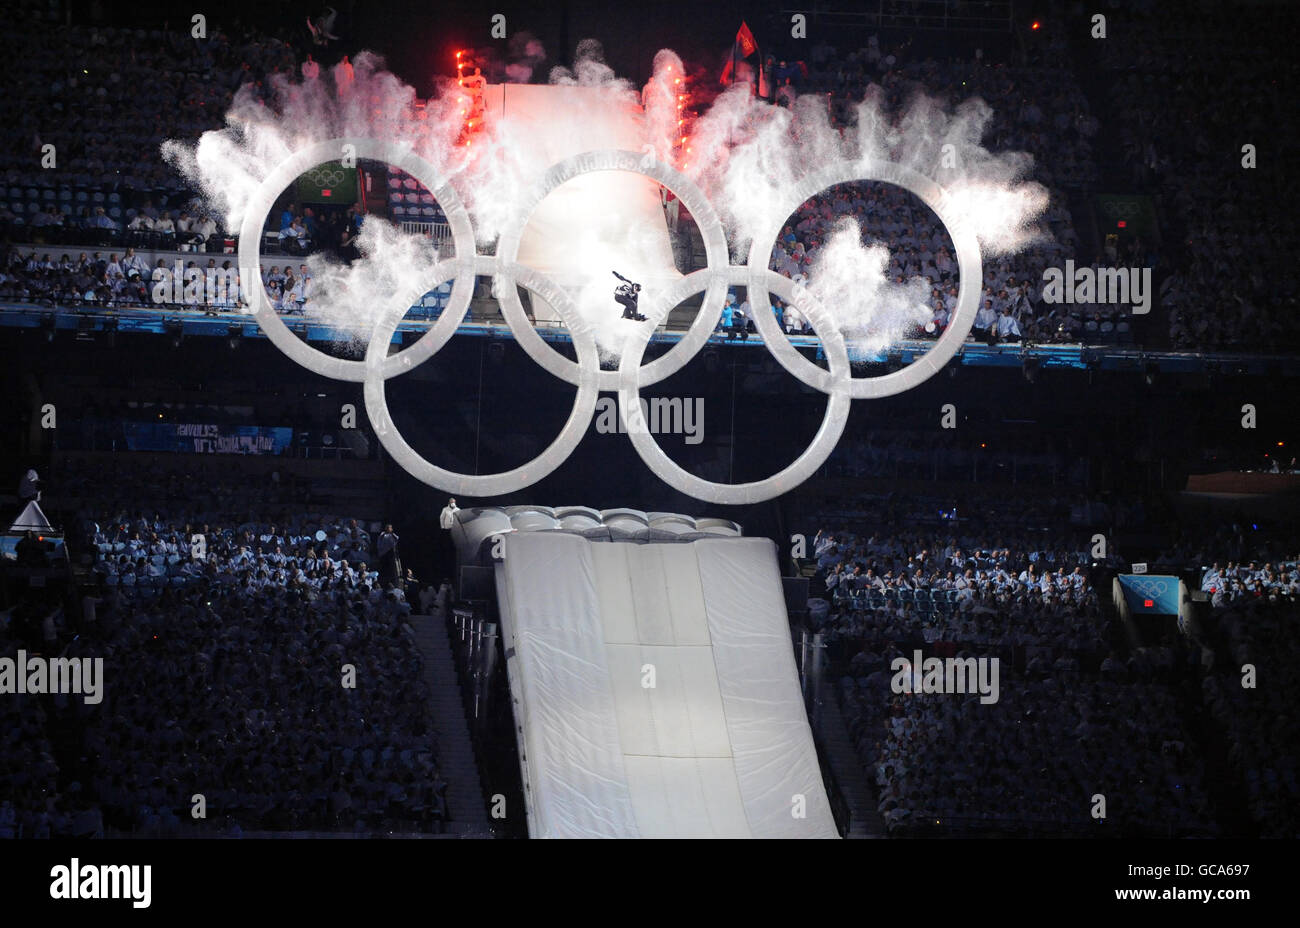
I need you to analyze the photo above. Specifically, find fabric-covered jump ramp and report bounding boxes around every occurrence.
[495,531,838,838]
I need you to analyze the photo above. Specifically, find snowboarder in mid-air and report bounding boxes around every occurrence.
[613,271,647,321]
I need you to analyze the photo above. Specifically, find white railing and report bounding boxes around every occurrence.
[400,221,455,254]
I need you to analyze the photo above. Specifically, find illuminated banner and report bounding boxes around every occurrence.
[1117,574,1180,615]
[295,160,358,204]
[1095,194,1159,240]
[123,423,294,455]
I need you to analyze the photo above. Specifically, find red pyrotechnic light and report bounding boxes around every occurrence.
[1031,21,1041,30]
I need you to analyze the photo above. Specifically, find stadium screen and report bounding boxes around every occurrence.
[294,161,358,204]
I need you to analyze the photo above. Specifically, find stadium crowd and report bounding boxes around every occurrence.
[0,455,452,835]
[826,431,1089,486]
[1,246,234,308]
[55,456,309,514]
[795,32,1100,189]
[809,516,1112,657]
[1203,599,1300,838]
[1,18,297,230]
[761,34,1111,345]
[805,482,1300,837]
[0,246,292,313]
[802,490,1247,837]
[85,513,396,595]
[1199,561,1300,606]
[0,613,107,838]
[842,664,1216,836]
[0,236,399,315]
[1098,2,1300,352]
[75,579,445,834]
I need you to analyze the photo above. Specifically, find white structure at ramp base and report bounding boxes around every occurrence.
[451,505,741,565]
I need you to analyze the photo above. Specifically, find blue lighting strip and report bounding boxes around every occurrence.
[3,302,1296,376]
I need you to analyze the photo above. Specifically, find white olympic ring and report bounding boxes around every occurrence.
[238,139,986,501]
[1128,577,1170,599]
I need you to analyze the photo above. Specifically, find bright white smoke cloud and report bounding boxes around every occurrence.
[304,219,443,350]
[686,84,1050,350]
[806,218,934,357]
[162,44,1049,360]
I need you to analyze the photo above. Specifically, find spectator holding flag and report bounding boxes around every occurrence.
[720,22,768,97]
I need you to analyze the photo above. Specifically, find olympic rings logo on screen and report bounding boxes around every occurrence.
[1128,577,1171,600]
[236,138,984,503]
[304,166,347,187]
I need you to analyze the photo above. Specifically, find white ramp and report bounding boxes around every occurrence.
[496,532,838,838]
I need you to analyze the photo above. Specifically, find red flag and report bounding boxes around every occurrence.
[736,22,757,58]
[721,21,760,86]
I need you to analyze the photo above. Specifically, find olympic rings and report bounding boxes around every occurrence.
[239,140,984,502]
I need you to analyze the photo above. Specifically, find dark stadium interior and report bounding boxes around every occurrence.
[1,0,1297,858]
